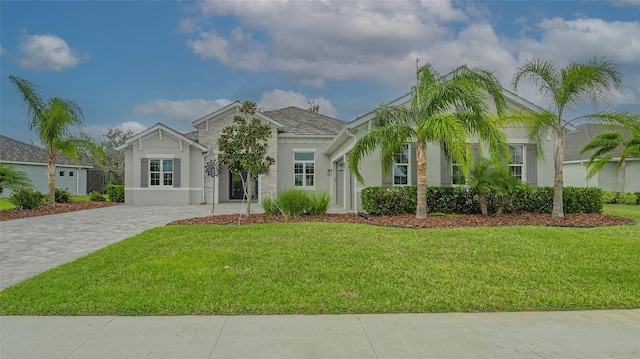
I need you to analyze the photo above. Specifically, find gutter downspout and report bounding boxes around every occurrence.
[345,127,358,212]
[77,166,81,195]
[201,151,209,203]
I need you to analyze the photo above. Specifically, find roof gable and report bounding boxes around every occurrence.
[0,135,90,167]
[191,101,284,129]
[263,107,345,135]
[115,123,208,151]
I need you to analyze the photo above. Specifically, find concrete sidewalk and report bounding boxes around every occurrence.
[1,310,638,358]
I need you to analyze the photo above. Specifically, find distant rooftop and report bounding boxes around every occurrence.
[0,135,90,167]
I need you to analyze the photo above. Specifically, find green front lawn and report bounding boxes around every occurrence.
[0,205,638,315]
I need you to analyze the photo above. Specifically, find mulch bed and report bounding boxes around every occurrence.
[168,211,635,228]
[1,201,634,228]
[0,201,120,221]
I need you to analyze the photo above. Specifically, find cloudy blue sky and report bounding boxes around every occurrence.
[1,0,639,144]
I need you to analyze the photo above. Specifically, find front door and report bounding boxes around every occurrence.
[229,172,258,200]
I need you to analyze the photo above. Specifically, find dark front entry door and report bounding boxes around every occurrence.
[229,172,258,200]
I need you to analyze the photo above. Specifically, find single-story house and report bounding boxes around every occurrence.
[117,89,555,209]
[0,135,92,197]
[564,123,639,193]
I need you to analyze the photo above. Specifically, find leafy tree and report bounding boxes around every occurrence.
[9,75,92,205]
[349,63,509,218]
[78,128,133,186]
[579,128,640,192]
[512,57,640,217]
[0,163,33,195]
[307,101,320,113]
[468,157,522,216]
[217,101,275,216]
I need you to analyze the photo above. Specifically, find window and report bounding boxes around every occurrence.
[150,159,173,186]
[59,171,65,177]
[509,145,524,181]
[294,152,314,187]
[69,171,74,177]
[393,145,409,185]
[451,163,466,185]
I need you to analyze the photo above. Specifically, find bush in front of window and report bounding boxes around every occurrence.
[260,188,332,216]
[106,184,124,203]
[9,188,47,210]
[89,191,106,202]
[307,191,331,216]
[54,188,72,203]
[361,186,603,215]
[275,188,312,216]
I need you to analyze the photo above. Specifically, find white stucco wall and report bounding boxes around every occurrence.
[0,163,88,197]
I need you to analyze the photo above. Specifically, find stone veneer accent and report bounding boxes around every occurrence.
[196,108,278,204]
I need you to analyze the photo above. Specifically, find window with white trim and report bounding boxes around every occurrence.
[393,145,409,185]
[150,159,173,186]
[509,145,524,181]
[294,153,314,187]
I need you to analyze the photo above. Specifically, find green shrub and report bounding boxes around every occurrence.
[89,191,106,202]
[616,192,637,205]
[636,192,640,205]
[9,188,47,210]
[261,196,280,215]
[275,188,311,216]
[563,187,603,213]
[307,191,331,216]
[54,188,72,203]
[106,185,124,203]
[602,191,618,204]
[360,185,602,215]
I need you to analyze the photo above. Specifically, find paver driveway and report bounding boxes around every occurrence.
[0,204,218,290]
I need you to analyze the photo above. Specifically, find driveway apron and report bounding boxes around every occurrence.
[0,205,212,290]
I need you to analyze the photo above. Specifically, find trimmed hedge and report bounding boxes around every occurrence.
[361,186,603,215]
[106,185,124,203]
[602,190,637,205]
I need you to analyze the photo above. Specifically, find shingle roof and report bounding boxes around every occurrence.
[564,123,632,161]
[0,135,89,166]
[262,107,345,135]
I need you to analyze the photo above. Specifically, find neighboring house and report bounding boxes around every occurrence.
[0,135,92,197]
[564,123,639,193]
[118,91,555,209]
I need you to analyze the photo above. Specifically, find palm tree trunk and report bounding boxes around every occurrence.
[47,153,56,205]
[619,160,626,193]
[496,196,506,216]
[416,140,428,218]
[552,125,564,218]
[478,192,488,215]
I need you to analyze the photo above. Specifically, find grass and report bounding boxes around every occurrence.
[0,205,638,315]
[0,195,105,210]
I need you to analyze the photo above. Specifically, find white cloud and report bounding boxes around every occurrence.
[0,45,7,56]
[187,0,456,83]
[258,89,337,118]
[133,98,233,122]
[16,34,87,71]
[185,1,639,114]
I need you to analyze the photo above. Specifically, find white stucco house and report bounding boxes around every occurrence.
[117,89,555,210]
[0,135,92,197]
[563,123,639,193]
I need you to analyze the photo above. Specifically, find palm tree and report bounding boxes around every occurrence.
[512,57,639,217]
[349,64,510,218]
[0,163,33,195]
[468,157,522,216]
[9,75,86,205]
[579,129,640,193]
